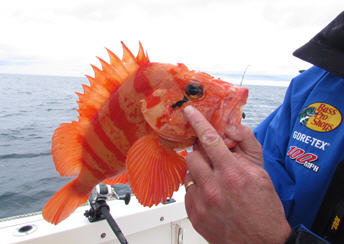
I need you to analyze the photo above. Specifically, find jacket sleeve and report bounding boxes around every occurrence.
[254,81,296,218]
[285,225,330,244]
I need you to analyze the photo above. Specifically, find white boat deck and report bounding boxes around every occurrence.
[0,189,207,244]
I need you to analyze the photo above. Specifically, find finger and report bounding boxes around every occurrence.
[184,172,193,184]
[185,150,213,186]
[225,124,263,166]
[184,183,198,226]
[184,174,205,233]
[184,173,196,191]
[225,124,261,153]
[194,141,213,168]
[184,105,236,170]
[184,171,198,221]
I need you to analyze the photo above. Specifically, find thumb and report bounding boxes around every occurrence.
[225,124,263,165]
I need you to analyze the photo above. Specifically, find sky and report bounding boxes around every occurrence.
[0,0,343,79]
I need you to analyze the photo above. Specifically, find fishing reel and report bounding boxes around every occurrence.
[84,184,131,244]
[88,184,131,208]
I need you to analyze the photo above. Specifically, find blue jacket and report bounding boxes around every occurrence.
[254,66,344,228]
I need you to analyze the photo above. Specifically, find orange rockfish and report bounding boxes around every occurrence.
[42,42,248,225]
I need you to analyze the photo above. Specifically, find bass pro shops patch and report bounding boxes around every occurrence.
[299,103,342,132]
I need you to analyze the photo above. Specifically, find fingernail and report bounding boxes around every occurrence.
[184,105,195,116]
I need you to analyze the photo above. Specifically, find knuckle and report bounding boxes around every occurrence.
[250,167,269,181]
[256,170,274,189]
[222,166,274,193]
[202,187,221,207]
[216,149,231,163]
[222,169,247,188]
[197,174,213,187]
[247,167,274,190]
[200,129,220,146]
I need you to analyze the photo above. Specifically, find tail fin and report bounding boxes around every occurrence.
[42,178,91,225]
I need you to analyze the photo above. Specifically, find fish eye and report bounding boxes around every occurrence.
[185,83,203,100]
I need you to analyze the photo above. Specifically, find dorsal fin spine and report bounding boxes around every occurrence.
[91,65,107,84]
[121,42,139,73]
[85,75,96,87]
[97,57,122,84]
[137,41,150,65]
[106,48,129,79]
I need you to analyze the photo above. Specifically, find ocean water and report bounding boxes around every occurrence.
[0,73,288,219]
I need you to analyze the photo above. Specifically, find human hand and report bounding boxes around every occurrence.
[183,105,291,244]
[224,122,263,168]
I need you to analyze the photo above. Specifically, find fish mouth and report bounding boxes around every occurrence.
[213,87,248,148]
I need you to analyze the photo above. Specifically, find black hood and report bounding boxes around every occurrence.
[293,11,344,78]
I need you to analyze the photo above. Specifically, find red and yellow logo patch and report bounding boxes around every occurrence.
[299,103,342,132]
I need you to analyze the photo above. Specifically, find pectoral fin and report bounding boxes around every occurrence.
[126,133,187,207]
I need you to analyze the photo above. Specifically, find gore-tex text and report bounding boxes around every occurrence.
[292,131,330,151]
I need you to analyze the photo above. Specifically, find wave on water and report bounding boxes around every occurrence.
[0,152,51,160]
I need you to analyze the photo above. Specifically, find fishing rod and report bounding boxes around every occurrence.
[240,64,250,87]
[240,65,250,120]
